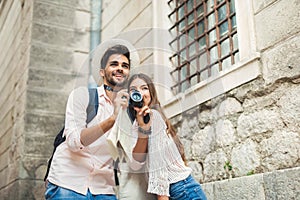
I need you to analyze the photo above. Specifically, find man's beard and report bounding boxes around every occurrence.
[104,71,127,87]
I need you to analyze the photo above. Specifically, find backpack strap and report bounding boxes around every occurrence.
[44,88,99,181]
[86,88,99,124]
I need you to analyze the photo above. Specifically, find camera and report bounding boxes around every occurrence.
[129,90,150,124]
[129,90,144,108]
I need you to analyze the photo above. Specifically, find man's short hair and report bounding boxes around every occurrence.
[100,45,130,69]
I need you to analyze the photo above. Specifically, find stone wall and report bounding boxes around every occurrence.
[0,0,33,199]
[1,0,299,199]
[0,0,91,199]
[169,0,300,199]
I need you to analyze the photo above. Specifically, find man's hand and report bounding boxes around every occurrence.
[113,89,129,117]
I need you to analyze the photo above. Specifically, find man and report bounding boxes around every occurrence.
[45,39,140,199]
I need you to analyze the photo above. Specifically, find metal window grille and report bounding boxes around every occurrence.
[168,0,239,93]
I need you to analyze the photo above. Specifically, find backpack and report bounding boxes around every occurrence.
[44,88,99,181]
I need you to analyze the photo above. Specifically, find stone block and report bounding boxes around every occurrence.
[218,97,243,117]
[255,0,300,50]
[29,43,73,72]
[24,134,57,156]
[24,113,64,135]
[77,0,90,11]
[27,69,76,92]
[203,150,228,182]
[201,182,214,200]
[277,83,300,131]
[260,131,300,171]
[31,22,89,51]
[231,139,260,177]
[253,0,277,13]
[0,130,12,157]
[0,111,13,139]
[74,10,90,31]
[22,155,48,178]
[3,179,36,200]
[264,167,300,199]
[237,109,284,138]
[31,23,74,48]
[212,173,265,199]
[102,0,152,40]
[188,161,205,183]
[26,89,68,115]
[101,0,130,29]
[0,150,9,171]
[191,126,215,160]
[215,119,235,147]
[35,0,81,9]
[0,166,9,191]
[33,1,75,28]
[261,35,300,85]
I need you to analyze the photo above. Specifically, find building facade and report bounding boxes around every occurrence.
[0,0,299,199]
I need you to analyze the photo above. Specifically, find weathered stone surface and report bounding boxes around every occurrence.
[216,119,236,147]
[179,115,201,139]
[231,139,260,176]
[213,173,265,200]
[253,0,277,13]
[33,1,75,27]
[218,97,243,117]
[35,0,88,10]
[191,126,215,160]
[24,134,57,156]
[203,150,227,181]
[243,94,276,110]
[277,84,300,131]
[188,161,204,183]
[27,69,77,91]
[264,167,300,199]
[255,0,300,50]
[237,109,284,138]
[198,108,217,128]
[31,23,73,46]
[26,89,68,114]
[29,43,73,71]
[260,131,300,171]
[261,36,300,85]
[24,113,64,134]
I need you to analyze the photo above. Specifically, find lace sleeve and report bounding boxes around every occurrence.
[147,110,182,196]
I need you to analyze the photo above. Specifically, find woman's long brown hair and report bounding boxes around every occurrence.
[127,73,187,163]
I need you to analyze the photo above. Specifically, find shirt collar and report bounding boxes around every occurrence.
[98,85,111,102]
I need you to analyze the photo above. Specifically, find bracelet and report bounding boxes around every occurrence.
[138,126,152,135]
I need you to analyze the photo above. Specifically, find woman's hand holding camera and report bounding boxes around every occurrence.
[134,106,152,136]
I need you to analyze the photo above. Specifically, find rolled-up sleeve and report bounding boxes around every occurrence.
[64,87,89,152]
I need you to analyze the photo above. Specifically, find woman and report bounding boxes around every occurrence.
[126,73,207,200]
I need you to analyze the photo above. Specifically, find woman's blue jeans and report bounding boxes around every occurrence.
[169,175,207,200]
[45,182,117,200]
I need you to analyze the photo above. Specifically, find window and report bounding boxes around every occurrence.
[168,0,238,93]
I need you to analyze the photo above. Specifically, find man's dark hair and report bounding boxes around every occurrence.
[100,45,130,69]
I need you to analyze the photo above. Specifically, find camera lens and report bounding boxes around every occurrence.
[129,90,143,108]
[131,92,142,101]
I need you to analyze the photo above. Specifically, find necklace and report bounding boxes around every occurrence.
[104,84,123,92]
[104,84,114,92]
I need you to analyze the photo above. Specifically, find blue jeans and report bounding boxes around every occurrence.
[45,182,117,200]
[169,175,207,200]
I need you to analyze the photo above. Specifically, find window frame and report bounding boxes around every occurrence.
[163,0,261,118]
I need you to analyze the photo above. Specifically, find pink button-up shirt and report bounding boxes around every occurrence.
[47,86,116,195]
